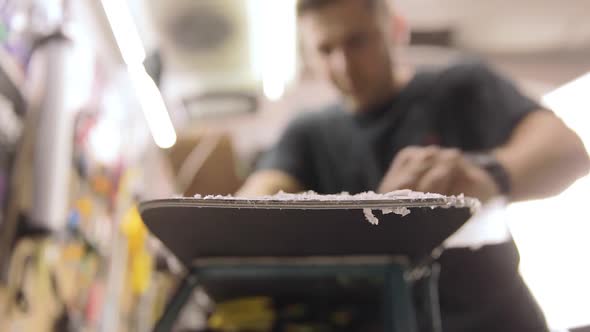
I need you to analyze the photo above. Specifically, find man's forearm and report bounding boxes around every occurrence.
[236,170,304,197]
[494,111,590,202]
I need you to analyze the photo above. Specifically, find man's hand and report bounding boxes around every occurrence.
[378,146,500,202]
[236,170,304,197]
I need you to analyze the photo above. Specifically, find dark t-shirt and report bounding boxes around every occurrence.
[257,61,548,331]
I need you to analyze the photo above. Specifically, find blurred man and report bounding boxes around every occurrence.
[238,0,590,330]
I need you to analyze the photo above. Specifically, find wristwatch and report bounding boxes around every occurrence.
[466,152,512,196]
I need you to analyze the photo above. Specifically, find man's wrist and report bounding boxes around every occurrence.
[466,152,512,195]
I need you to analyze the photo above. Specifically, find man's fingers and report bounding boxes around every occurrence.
[377,174,419,193]
[391,145,438,171]
[438,148,462,164]
[416,163,456,194]
[381,146,443,193]
[380,146,464,193]
[415,148,462,194]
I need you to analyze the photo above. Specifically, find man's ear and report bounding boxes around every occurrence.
[391,11,410,45]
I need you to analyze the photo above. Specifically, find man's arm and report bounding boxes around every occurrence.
[379,111,590,203]
[494,110,590,201]
[236,170,305,197]
[236,113,314,197]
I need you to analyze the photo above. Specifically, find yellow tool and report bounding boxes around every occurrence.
[121,205,152,295]
[208,296,276,332]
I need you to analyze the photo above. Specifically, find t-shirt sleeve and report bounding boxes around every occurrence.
[446,61,543,149]
[255,114,315,188]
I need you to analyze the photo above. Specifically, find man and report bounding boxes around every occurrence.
[238,0,590,330]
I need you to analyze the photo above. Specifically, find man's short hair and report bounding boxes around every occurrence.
[296,0,383,16]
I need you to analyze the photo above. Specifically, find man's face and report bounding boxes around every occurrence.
[299,0,396,112]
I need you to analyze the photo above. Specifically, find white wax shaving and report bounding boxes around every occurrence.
[363,207,412,225]
[191,190,480,225]
[203,194,228,200]
[196,190,449,202]
[363,208,380,225]
[381,207,411,217]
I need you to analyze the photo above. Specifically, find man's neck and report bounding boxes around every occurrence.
[393,66,415,95]
[349,66,416,114]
